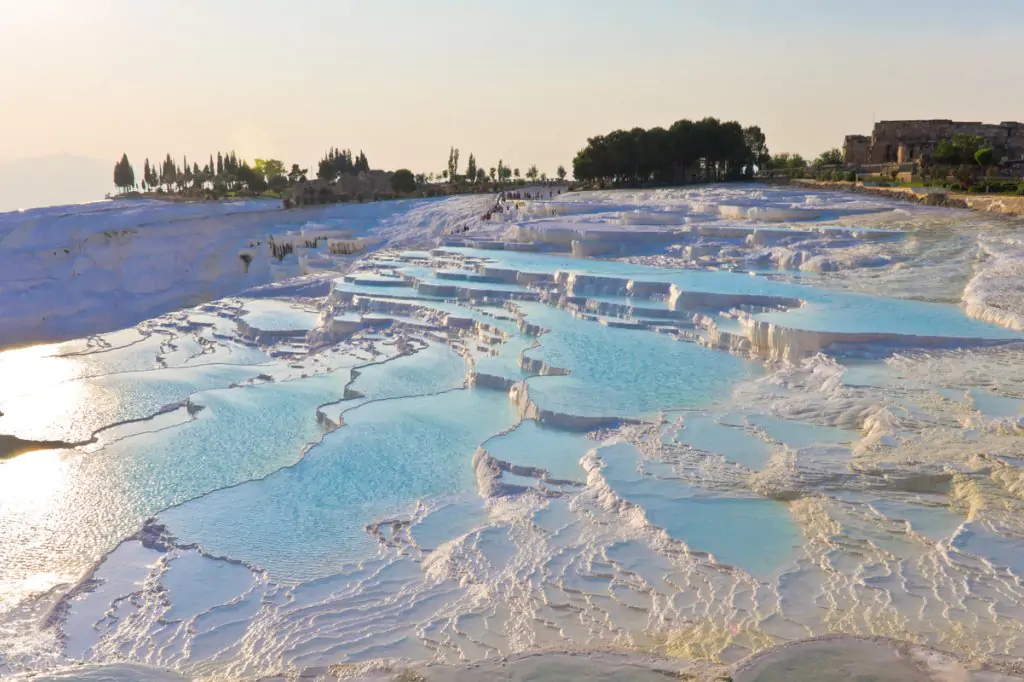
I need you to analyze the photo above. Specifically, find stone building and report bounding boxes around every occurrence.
[843,120,1024,165]
[286,171,396,207]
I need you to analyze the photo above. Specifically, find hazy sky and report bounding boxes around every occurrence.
[3,0,1024,184]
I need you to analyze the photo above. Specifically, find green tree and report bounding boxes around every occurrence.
[489,167,496,182]
[113,153,135,193]
[354,150,370,173]
[514,168,520,181]
[236,161,267,192]
[447,147,460,182]
[525,165,538,181]
[813,148,843,167]
[476,168,487,183]
[216,152,224,176]
[255,159,286,185]
[743,126,770,168]
[391,168,417,194]
[161,154,177,191]
[466,153,477,183]
[556,165,567,181]
[572,117,761,185]
[288,164,308,184]
[975,147,995,167]
[935,135,985,165]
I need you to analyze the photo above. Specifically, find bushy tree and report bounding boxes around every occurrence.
[525,165,538,181]
[254,159,286,189]
[236,160,267,192]
[934,135,985,166]
[476,168,487,183]
[288,164,308,184]
[764,153,806,171]
[813,148,843,167]
[556,165,567,181]
[317,147,366,181]
[572,117,762,185]
[743,126,770,168]
[355,150,370,173]
[391,168,416,194]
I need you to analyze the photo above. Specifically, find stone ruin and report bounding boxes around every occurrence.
[842,120,1024,166]
[285,170,395,207]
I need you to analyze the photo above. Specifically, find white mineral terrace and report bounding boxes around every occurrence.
[2,186,1024,681]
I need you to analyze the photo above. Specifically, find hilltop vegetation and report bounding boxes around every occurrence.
[572,118,770,186]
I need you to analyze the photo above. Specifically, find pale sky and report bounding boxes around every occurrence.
[2,0,1024,190]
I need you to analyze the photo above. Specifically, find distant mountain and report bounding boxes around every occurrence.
[0,154,112,212]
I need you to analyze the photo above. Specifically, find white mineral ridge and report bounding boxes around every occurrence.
[7,663,188,681]
[963,239,1024,331]
[0,194,492,348]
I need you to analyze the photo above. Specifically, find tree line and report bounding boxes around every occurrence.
[317,148,370,181]
[409,146,567,186]
[114,150,315,197]
[571,118,771,186]
[114,143,570,199]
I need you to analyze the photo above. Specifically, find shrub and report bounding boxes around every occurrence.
[846,171,857,182]
[1018,183,1024,196]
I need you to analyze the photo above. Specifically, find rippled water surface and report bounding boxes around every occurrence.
[3,186,1024,680]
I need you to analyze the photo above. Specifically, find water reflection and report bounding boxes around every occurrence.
[0,449,74,609]
[0,345,91,441]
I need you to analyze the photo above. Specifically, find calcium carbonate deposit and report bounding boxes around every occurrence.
[3,186,1024,681]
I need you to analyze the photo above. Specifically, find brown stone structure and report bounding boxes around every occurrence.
[286,171,396,207]
[843,120,1024,165]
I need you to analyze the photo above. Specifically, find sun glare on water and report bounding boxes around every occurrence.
[0,343,95,440]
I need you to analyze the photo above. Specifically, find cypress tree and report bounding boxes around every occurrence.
[113,156,123,193]
[113,153,135,193]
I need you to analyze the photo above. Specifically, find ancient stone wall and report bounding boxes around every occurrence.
[843,135,871,165]
[288,171,396,207]
[843,120,1024,165]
